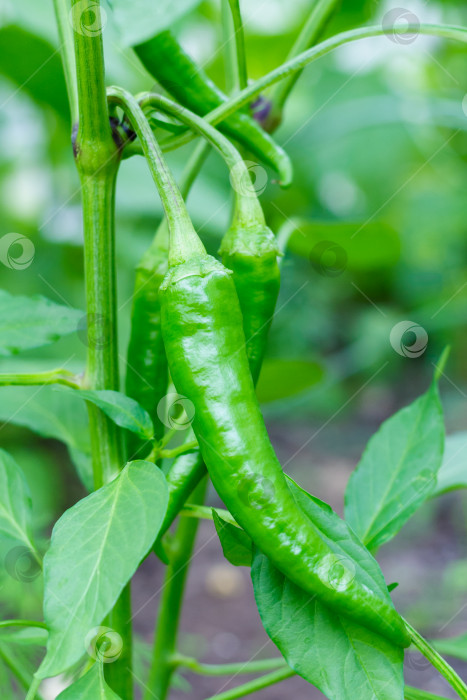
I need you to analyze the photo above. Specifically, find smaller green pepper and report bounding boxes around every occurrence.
[134,30,292,185]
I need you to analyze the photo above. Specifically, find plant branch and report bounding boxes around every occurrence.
[138,93,265,230]
[203,666,295,699]
[107,86,204,266]
[271,0,340,112]
[180,504,239,527]
[0,369,80,389]
[405,687,450,700]
[173,655,287,676]
[0,620,47,630]
[163,23,467,152]
[144,480,207,700]
[224,0,248,91]
[71,2,131,697]
[159,440,199,460]
[52,0,78,123]
[405,620,467,699]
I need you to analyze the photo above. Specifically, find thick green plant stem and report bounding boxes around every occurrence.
[405,620,467,699]
[144,480,207,700]
[0,369,79,389]
[271,0,340,112]
[164,23,467,152]
[173,656,287,676]
[52,0,78,122]
[203,666,295,699]
[71,2,132,698]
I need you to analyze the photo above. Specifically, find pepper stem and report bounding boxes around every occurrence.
[138,93,266,233]
[107,86,205,266]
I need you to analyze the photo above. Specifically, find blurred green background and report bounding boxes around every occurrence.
[1,0,467,697]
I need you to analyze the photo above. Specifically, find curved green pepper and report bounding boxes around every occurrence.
[125,233,168,458]
[159,252,410,649]
[134,31,292,185]
[220,226,280,385]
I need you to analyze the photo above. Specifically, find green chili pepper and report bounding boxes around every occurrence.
[219,226,280,385]
[134,31,292,185]
[137,93,280,521]
[159,251,410,648]
[125,231,169,458]
[109,87,409,646]
[125,141,210,459]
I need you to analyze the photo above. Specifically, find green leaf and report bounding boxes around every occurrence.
[56,663,122,699]
[212,510,252,567]
[432,633,467,662]
[66,389,154,439]
[0,291,82,356]
[0,627,48,647]
[252,479,404,700]
[345,381,445,550]
[0,449,38,560]
[37,461,168,678]
[0,26,69,116]
[286,220,400,271]
[256,359,324,403]
[0,386,92,492]
[433,432,467,496]
[108,0,203,47]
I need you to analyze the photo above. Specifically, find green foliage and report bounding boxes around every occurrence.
[433,634,467,663]
[345,381,445,550]
[56,663,122,699]
[107,0,203,47]
[0,386,92,491]
[37,461,168,678]
[212,510,252,567]
[256,358,324,403]
[0,26,68,116]
[0,291,82,356]
[0,449,38,561]
[252,478,404,699]
[66,389,154,439]
[433,431,467,495]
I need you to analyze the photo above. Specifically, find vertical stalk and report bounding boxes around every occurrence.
[52,0,78,122]
[144,480,207,700]
[270,0,340,113]
[71,2,132,697]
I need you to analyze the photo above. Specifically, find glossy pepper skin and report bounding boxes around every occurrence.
[161,228,279,532]
[159,254,411,648]
[125,240,168,458]
[159,429,205,536]
[220,226,280,385]
[134,31,292,185]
